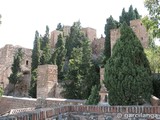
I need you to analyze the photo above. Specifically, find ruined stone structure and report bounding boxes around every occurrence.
[37,65,62,98]
[110,19,148,53]
[50,25,104,58]
[0,19,149,98]
[81,27,97,42]
[91,35,105,58]
[0,44,32,96]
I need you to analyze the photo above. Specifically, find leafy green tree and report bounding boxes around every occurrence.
[104,23,153,105]
[62,36,99,99]
[86,85,100,105]
[29,69,37,98]
[144,0,160,19]
[0,87,3,96]
[54,34,67,81]
[29,31,41,98]
[8,48,23,85]
[55,34,64,48]
[134,8,141,19]
[119,5,140,25]
[144,0,160,37]
[128,5,136,23]
[62,48,83,99]
[142,16,159,47]
[152,76,160,98]
[104,16,118,62]
[40,25,51,64]
[31,31,41,71]
[119,8,128,24]
[50,49,58,65]
[65,21,85,59]
[145,47,160,99]
[80,38,99,99]
[145,47,160,73]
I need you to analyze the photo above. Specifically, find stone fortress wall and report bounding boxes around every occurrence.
[51,19,148,59]
[0,44,32,90]
[50,25,105,58]
[0,19,150,107]
[0,19,147,94]
[110,19,148,53]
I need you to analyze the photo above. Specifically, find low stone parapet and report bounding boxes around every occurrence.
[0,96,85,115]
[1,105,160,120]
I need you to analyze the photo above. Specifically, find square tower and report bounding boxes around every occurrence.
[37,65,58,98]
[50,30,63,48]
[82,27,97,42]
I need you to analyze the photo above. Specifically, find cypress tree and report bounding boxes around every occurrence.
[62,37,99,99]
[56,23,63,31]
[8,48,23,85]
[0,87,3,96]
[86,85,100,105]
[80,38,99,99]
[31,31,41,71]
[104,23,153,105]
[128,5,136,23]
[65,21,85,59]
[119,8,128,24]
[119,5,140,25]
[40,25,51,64]
[54,34,67,81]
[134,8,141,19]
[50,49,58,65]
[104,16,118,62]
[29,31,41,98]
[62,48,83,99]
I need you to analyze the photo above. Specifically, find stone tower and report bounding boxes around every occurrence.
[110,19,148,53]
[37,65,58,98]
[82,27,97,42]
[50,30,63,48]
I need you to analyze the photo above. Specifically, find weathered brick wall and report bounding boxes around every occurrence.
[82,27,97,42]
[37,65,58,98]
[50,30,63,48]
[0,96,36,115]
[0,96,85,115]
[130,19,148,48]
[63,25,71,37]
[91,36,105,57]
[2,105,160,120]
[0,45,32,90]
[110,28,121,53]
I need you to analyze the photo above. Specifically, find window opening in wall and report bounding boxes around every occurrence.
[141,37,143,40]
[26,60,29,66]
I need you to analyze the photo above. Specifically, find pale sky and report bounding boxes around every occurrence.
[0,0,148,49]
